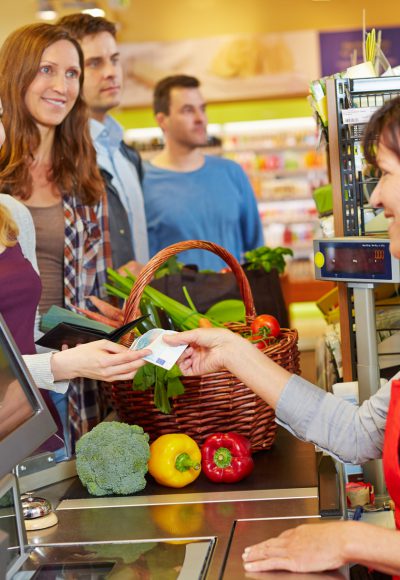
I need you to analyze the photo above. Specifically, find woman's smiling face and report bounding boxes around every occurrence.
[370,139,400,259]
[24,39,81,130]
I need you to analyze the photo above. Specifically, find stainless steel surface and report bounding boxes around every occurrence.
[30,498,320,544]
[224,518,348,580]
[351,284,381,404]
[16,453,56,478]
[351,284,387,496]
[25,497,320,579]
[22,539,215,579]
[17,459,77,495]
[57,486,317,510]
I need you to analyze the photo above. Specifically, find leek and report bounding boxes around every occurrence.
[106,268,224,330]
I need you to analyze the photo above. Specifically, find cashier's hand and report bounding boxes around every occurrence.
[50,340,151,382]
[242,521,351,573]
[164,328,246,376]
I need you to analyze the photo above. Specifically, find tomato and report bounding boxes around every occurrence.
[251,314,281,339]
[251,335,270,350]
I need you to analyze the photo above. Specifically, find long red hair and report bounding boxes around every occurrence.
[0,23,104,205]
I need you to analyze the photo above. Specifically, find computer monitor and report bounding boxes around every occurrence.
[0,313,56,480]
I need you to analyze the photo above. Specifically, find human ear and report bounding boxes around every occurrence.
[155,111,167,131]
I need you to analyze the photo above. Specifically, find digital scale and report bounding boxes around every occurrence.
[313,237,400,284]
[314,237,400,495]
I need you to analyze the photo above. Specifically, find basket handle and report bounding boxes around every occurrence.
[123,240,256,324]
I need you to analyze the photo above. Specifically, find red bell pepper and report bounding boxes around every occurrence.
[201,432,254,483]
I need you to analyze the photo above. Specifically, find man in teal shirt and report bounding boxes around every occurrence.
[143,75,263,271]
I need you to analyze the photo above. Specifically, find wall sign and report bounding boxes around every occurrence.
[319,27,400,77]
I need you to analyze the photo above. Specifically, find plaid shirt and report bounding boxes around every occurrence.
[63,192,111,447]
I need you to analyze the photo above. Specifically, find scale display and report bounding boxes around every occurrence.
[313,238,400,283]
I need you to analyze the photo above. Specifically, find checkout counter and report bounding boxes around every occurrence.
[0,314,346,580]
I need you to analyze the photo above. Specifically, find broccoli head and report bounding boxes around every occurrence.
[76,421,150,496]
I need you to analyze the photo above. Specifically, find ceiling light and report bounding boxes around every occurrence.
[55,0,106,17]
[36,0,57,20]
[81,7,105,15]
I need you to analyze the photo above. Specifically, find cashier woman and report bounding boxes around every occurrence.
[166,97,400,576]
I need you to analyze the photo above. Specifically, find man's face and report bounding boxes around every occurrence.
[158,87,208,149]
[370,139,400,259]
[80,31,122,121]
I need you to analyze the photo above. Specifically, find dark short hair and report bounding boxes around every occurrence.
[153,75,200,115]
[363,96,400,166]
[57,13,116,41]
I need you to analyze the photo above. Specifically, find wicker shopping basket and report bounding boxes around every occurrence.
[105,240,300,451]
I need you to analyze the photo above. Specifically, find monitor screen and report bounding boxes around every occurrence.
[0,314,56,480]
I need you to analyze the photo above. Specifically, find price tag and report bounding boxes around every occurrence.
[342,107,380,125]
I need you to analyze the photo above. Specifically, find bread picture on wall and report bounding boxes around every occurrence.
[118,31,320,107]
[209,36,294,78]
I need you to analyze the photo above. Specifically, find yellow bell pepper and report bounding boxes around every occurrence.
[148,434,201,488]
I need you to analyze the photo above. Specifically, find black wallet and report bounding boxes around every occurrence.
[35,316,148,350]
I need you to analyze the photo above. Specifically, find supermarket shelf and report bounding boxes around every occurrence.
[258,199,315,208]
[128,117,327,264]
[224,144,319,154]
[140,145,222,160]
[247,168,326,178]
[259,194,314,202]
[261,217,318,225]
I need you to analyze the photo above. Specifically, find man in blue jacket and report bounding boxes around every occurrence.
[143,75,264,271]
[58,14,149,272]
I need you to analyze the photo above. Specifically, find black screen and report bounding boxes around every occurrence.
[325,246,386,275]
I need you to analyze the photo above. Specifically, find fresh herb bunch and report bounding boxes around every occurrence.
[244,246,293,274]
[133,363,184,414]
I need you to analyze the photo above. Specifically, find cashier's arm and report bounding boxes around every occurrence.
[165,328,290,409]
[167,329,400,575]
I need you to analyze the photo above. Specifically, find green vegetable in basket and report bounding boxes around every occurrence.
[105,268,223,331]
[76,421,150,496]
[244,246,293,275]
[154,256,184,279]
[133,363,184,414]
[205,299,245,323]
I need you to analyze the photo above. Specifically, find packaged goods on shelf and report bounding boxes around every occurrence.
[260,178,310,200]
[125,116,328,278]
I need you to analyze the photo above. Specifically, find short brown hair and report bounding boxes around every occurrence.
[57,13,116,41]
[0,23,104,205]
[363,96,400,167]
[153,75,200,115]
